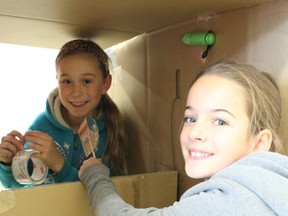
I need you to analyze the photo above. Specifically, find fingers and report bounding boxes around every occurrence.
[25,130,51,147]
[25,130,56,153]
[0,147,14,163]
[25,131,64,173]
[1,130,24,142]
[1,130,25,151]
[78,157,101,177]
[0,130,25,163]
[84,157,101,165]
[25,130,55,154]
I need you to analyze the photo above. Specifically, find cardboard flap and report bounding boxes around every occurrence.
[0,171,177,216]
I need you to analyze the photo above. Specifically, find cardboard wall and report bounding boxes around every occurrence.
[108,0,288,198]
[106,36,151,174]
[0,171,177,216]
[2,0,288,211]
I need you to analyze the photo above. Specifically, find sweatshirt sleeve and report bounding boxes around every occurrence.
[79,164,161,216]
[52,160,79,183]
[0,164,24,189]
[79,164,235,216]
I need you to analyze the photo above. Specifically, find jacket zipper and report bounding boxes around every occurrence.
[71,133,78,163]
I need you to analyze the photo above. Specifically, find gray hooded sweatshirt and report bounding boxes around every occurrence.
[80,152,288,215]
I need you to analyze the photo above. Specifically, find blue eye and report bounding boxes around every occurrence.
[214,119,227,126]
[184,117,196,123]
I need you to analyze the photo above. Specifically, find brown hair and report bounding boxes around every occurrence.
[56,39,127,175]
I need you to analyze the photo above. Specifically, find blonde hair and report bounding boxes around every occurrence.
[194,61,284,154]
[97,94,128,175]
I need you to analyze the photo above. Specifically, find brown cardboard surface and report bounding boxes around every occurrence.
[0,171,177,216]
[107,34,151,175]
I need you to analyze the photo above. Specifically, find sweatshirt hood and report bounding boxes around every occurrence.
[47,87,69,128]
[213,152,288,214]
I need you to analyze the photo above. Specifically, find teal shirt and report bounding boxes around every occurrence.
[0,99,113,189]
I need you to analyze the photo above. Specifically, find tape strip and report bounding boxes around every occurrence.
[11,150,48,185]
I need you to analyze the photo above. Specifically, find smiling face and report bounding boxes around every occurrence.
[56,53,111,126]
[180,74,259,179]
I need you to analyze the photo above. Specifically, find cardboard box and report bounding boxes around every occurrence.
[0,171,177,216]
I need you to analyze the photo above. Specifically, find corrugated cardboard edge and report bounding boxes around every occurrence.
[0,171,177,216]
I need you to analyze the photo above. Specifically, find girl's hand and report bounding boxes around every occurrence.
[0,130,25,164]
[25,130,64,173]
[78,157,101,177]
